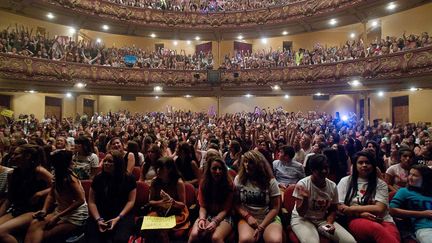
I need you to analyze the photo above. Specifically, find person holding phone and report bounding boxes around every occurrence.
[87,150,137,243]
[145,157,189,243]
[291,154,356,243]
[337,151,400,243]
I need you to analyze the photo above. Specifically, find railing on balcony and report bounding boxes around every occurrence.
[1,47,431,90]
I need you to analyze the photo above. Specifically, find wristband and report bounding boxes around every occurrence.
[212,218,220,226]
[96,217,104,222]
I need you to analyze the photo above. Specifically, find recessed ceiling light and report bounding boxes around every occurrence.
[187,40,191,45]
[350,33,356,38]
[284,94,290,99]
[315,92,322,96]
[195,36,200,41]
[102,25,109,30]
[261,38,267,44]
[46,13,55,19]
[69,27,76,35]
[282,31,288,35]
[155,96,159,99]
[96,38,102,43]
[150,33,156,38]
[371,20,379,27]
[245,94,252,98]
[154,86,163,92]
[349,80,361,87]
[272,85,281,90]
[410,87,418,92]
[386,2,397,10]
[75,82,86,88]
[29,90,36,94]
[66,92,73,98]
[185,94,192,98]
[173,40,178,46]
[378,91,384,97]
[329,19,337,26]
[237,35,243,40]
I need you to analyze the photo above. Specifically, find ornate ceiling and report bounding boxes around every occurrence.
[0,0,429,40]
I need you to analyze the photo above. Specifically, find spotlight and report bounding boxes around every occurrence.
[150,33,156,38]
[195,36,200,41]
[102,25,109,30]
[378,91,384,97]
[387,2,397,10]
[342,115,348,121]
[46,13,55,19]
[329,19,337,26]
[282,31,288,35]
[66,92,73,98]
[154,86,163,92]
[284,94,289,99]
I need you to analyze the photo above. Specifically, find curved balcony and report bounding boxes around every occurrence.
[42,0,360,29]
[0,47,432,96]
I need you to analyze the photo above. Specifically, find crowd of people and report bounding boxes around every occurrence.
[0,108,431,242]
[105,0,293,13]
[1,25,431,71]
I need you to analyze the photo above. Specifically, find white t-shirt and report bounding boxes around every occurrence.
[337,176,393,222]
[385,163,408,190]
[234,176,281,222]
[292,176,338,221]
[72,153,99,180]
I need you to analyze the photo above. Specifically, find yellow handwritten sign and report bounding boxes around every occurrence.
[0,109,13,118]
[141,215,176,230]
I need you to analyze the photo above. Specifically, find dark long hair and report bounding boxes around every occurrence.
[344,151,378,205]
[237,150,273,190]
[103,150,127,180]
[200,158,233,206]
[75,135,93,156]
[409,164,432,197]
[142,144,162,178]
[51,150,75,192]
[127,141,140,166]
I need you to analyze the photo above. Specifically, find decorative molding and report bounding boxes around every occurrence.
[41,0,367,29]
[1,47,431,93]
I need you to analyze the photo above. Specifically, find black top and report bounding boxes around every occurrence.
[92,173,136,219]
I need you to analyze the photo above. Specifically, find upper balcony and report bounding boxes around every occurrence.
[1,46,431,96]
[0,0,429,39]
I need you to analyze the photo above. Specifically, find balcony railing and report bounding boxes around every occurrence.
[1,47,431,92]
[42,0,365,29]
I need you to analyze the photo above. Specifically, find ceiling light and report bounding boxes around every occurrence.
[187,40,191,45]
[284,94,290,99]
[28,90,36,93]
[96,38,102,43]
[46,13,55,19]
[185,94,192,98]
[315,92,322,96]
[195,36,200,41]
[150,33,156,38]
[75,82,86,88]
[173,40,178,46]
[245,94,252,98]
[329,19,337,26]
[261,38,267,44]
[282,31,288,35]
[272,85,281,90]
[154,86,163,92]
[350,33,356,38]
[66,92,73,98]
[371,20,379,27]
[378,91,384,97]
[69,27,76,35]
[349,80,361,87]
[102,25,109,30]
[237,35,243,40]
[387,2,397,10]
[155,96,159,99]
[342,115,348,121]
[410,87,418,92]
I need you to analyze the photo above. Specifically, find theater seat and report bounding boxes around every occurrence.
[228,169,237,180]
[282,184,330,243]
[134,181,150,213]
[132,166,141,181]
[171,182,197,240]
[80,179,92,202]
